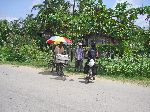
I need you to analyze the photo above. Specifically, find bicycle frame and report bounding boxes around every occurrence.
[56,63,64,76]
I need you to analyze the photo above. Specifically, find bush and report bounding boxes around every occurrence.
[98,55,150,79]
[0,46,14,61]
[0,44,51,66]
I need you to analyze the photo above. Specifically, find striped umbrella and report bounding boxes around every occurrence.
[46,36,72,45]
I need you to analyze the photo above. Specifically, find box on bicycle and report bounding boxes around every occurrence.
[55,54,69,64]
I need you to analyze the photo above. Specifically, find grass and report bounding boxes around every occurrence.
[97,75,150,87]
[65,61,150,86]
[65,69,150,86]
[0,60,150,86]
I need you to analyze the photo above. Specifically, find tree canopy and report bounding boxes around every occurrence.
[0,0,150,51]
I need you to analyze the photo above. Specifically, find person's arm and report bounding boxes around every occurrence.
[62,47,64,54]
[96,50,99,58]
[97,51,99,57]
[54,46,58,55]
[86,48,88,56]
[85,48,88,57]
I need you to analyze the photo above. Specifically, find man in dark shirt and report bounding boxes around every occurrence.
[85,42,98,80]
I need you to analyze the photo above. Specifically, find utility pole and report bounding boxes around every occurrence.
[147,14,150,30]
[70,0,76,62]
[71,0,75,41]
[73,0,75,15]
[149,17,150,30]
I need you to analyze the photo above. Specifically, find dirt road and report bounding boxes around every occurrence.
[0,64,150,112]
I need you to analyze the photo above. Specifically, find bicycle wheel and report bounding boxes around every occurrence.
[85,76,90,83]
[56,63,64,76]
[56,63,60,75]
[59,63,64,76]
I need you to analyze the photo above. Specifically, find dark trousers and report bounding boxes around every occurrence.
[75,60,83,72]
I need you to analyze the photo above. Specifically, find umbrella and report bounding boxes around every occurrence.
[46,36,72,45]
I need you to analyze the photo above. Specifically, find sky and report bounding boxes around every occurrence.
[0,0,149,28]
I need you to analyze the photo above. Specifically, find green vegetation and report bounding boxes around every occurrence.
[99,57,150,78]
[0,0,150,84]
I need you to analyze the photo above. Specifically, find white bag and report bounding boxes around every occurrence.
[88,59,95,67]
[55,54,69,63]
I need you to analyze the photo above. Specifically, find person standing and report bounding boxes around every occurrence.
[75,43,84,72]
[54,42,65,75]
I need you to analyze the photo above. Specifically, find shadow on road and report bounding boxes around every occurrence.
[79,80,94,84]
[38,70,69,81]
[38,70,94,83]
[78,77,85,80]
[50,76,66,81]
[38,71,58,76]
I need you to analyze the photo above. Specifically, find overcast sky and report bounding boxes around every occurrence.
[0,0,149,28]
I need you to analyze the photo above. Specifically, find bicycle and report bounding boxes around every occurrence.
[56,63,64,76]
[55,54,69,77]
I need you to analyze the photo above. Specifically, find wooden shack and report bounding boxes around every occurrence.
[82,33,119,46]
